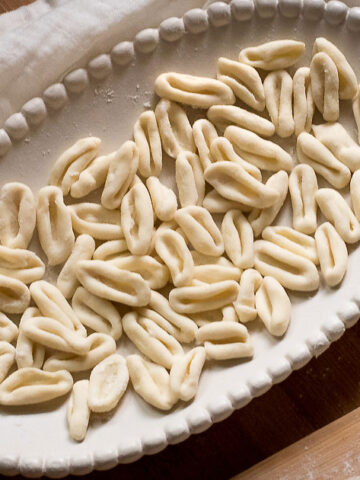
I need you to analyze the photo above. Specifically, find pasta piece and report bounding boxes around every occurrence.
[0,341,15,383]
[0,368,73,405]
[101,141,139,209]
[93,239,128,261]
[0,182,36,249]
[289,164,318,234]
[238,39,305,70]
[0,246,44,284]
[217,57,265,111]
[127,354,176,410]
[310,52,339,122]
[192,119,218,171]
[133,110,162,178]
[192,252,241,284]
[72,287,122,340]
[43,333,116,373]
[264,70,294,138]
[0,313,18,343]
[154,99,195,158]
[316,188,360,244]
[312,122,360,172]
[207,105,274,137]
[202,189,252,214]
[88,354,129,412]
[313,37,358,100]
[248,171,289,238]
[262,226,318,264]
[233,269,262,323]
[254,240,319,291]
[221,209,254,268]
[146,177,177,222]
[122,311,183,369]
[67,380,90,442]
[255,276,291,337]
[315,222,348,287]
[297,132,350,189]
[351,170,360,221]
[121,182,154,255]
[70,152,112,198]
[196,322,253,360]
[49,137,101,195]
[155,229,193,287]
[190,308,224,327]
[353,89,360,144]
[0,275,30,314]
[76,260,151,306]
[37,186,75,265]
[155,72,235,108]
[70,202,122,241]
[57,234,95,299]
[176,152,205,207]
[16,308,45,369]
[224,126,293,172]
[293,67,314,136]
[149,290,198,343]
[169,280,239,314]
[174,206,224,257]
[170,347,206,402]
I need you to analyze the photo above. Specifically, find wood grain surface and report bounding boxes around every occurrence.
[0,0,34,14]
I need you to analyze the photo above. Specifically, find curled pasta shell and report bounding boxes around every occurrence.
[154,99,195,158]
[264,70,294,138]
[221,209,254,269]
[127,354,176,410]
[76,259,151,306]
[196,322,253,360]
[72,287,122,340]
[254,240,319,291]
[192,119,218,171]
[123,311,183,369]
[353,89,360,144]
[121,182,154,255]
[293,67,314,136]
[70,152,112,198]
[67,380,90,442]
[0,313,18,343]
[88,354,129,413]
[289,164,318,234]
[0,182,36,249]
[262,226,318,264]
[312,122,360,172]
[93,239,128,261]
[310,52,339,122]
[155,72,235,109]
[0,246,44,284]
[169,280,239,314]
[37,186,75,266]
[0,275,30,314]
[315,188,360,244]
[192,252,241,284]
[146,177,177,222]
[70,202,122,241]
[238,39,305,70]
[111,254,169,290]
[217,57,265,111]
[149,290,197,343]
[313,37,358,100]
[224,126,293,172]
[43,333,116,373]
[248,170,289,238]
[174,206,224,257]
[207,105,274,137]
[155,229,193,287]
[16,308,45,369]
[170,347,205,402]
[134,110,162,178]
[233,268,262,323]
[49,137,101,195]
[0,341,15,383]
[202,189,252,214]
[255,276,291,337]
[176,152,205,208]
[297,132,350,189]
[101,141,139,209]
[0,368,73,405]
[351,170,360,221]
[204,162,279,209]
[30,281,86,336]
[190,306,237,327]
[315,222,348,287]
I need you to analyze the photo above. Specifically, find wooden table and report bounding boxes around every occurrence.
[3,2,360,479]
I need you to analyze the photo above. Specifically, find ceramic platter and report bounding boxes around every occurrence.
[1,0,360,476]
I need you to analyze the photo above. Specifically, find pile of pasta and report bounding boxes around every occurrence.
[0,37,359,442]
